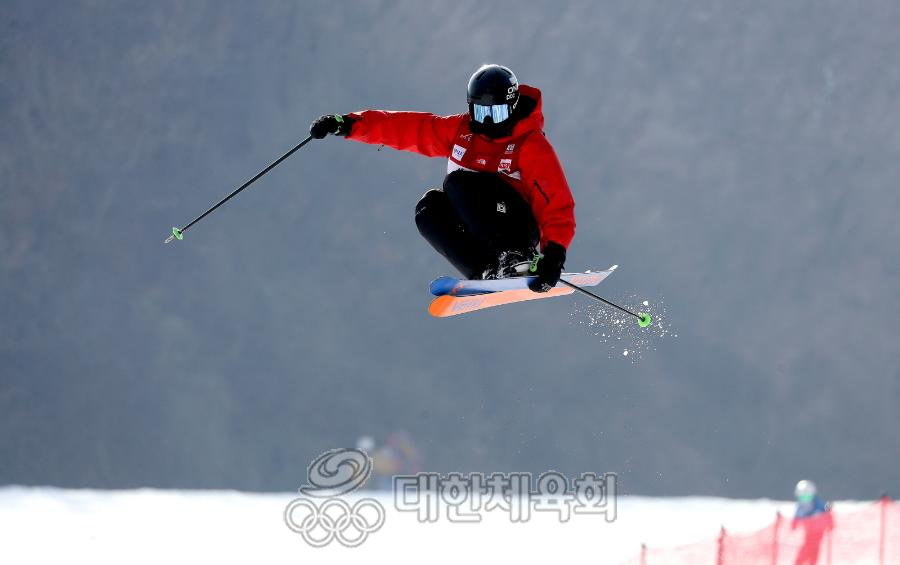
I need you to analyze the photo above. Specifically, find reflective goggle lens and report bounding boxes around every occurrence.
[472,103,511,124]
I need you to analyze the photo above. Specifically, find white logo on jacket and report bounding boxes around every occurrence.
[451,145,466,161]
[498,158,512,173]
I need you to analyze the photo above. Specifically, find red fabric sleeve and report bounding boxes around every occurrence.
[519,134,576,250]
[345,110,465,158]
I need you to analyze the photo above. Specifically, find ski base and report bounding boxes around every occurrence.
[427,265,617,318]
[428,286,575,317]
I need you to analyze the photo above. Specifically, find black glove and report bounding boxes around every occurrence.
[528,242,566,293]
[309,114,354,139]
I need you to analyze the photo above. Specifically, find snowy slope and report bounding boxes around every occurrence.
[0,486,871,564]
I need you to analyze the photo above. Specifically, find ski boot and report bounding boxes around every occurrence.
[481,250,535,280]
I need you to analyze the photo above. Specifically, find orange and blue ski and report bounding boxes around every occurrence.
[430,266,617,297]
[429,286,577,317]
[428,266,618,318]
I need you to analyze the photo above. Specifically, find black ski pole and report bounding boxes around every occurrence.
[559,279,652,327]
[165,134,315,243]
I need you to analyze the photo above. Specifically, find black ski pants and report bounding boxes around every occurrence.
[415,170,540,279]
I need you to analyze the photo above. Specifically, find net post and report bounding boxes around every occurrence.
[716,525,726,565]
[771,511,782,565]
[879,494,889,565]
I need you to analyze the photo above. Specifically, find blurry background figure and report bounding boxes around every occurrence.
[791,479,833,565]
[356,435,376,454]
[356,432,422,491]
[794,480,829,519]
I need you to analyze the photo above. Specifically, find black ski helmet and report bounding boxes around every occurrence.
[467,64,520,138]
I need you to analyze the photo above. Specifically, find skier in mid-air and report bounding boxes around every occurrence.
[309,64,576,293]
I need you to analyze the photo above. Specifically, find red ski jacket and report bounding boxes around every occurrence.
[345,85,576,250]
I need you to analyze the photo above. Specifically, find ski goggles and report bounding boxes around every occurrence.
[471,103,511,124]
[797,494,814,503]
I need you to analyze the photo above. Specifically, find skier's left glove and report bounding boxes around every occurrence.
[309,114,355,139]
[528,242,566,293]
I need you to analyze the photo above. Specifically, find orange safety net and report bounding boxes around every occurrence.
[623,497,900,565]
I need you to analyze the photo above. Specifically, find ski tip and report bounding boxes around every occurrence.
[638,313,652,328]
[610,264,618,271]
[429,276,460,296]
[428,295,461,317]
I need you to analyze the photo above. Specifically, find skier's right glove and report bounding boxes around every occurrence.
[528,242,566,293]
[309,114,355,139]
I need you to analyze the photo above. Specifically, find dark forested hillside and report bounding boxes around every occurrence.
[2,0,899,497]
